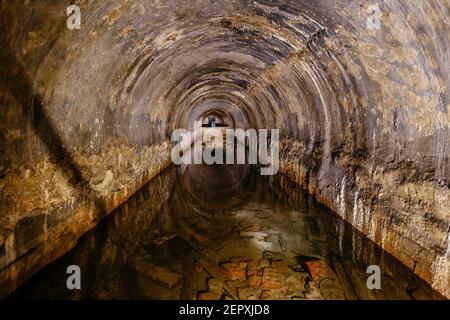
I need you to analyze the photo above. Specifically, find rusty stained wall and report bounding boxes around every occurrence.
[0,0,448,298]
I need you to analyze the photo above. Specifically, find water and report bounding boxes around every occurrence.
[9,164,443,300]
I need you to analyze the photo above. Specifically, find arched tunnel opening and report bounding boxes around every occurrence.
[0,1,449,301]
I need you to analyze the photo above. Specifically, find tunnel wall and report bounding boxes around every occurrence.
[273,1,450,297]
[0,0,449,298]
[0,0,172,297]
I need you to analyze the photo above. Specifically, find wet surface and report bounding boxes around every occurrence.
[9,164,443,300]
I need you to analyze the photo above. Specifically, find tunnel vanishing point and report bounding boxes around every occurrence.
[0,0,449,299]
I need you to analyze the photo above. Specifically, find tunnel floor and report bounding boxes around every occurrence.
[9,165,443,300]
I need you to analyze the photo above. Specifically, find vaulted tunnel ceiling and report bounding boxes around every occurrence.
[0,0,449,298]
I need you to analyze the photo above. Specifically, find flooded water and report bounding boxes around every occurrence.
[9,164,443,300]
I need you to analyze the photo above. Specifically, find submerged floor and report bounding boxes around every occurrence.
[9,164,443,300]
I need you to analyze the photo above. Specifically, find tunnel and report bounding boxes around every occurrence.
[0,1,449,300]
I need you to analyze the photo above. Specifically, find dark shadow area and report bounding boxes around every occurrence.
[0,43,90,192]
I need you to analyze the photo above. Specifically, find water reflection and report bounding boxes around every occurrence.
[9,164,443,300]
